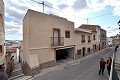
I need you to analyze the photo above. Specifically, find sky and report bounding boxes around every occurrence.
[3,0,120,40]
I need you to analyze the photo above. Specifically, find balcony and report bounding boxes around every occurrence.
[81,40,85,43]
[88,40,91,43]
[51,37,64,46]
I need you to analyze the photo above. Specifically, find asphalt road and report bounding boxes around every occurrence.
[34,47,114,80]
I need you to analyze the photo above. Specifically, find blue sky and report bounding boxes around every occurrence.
[3,0,120,40]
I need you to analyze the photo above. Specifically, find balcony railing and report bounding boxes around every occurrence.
[51,37,64,46]
[81,40,85,43]
[88,40,91,43]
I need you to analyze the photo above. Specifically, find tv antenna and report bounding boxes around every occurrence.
[31,0,45,13]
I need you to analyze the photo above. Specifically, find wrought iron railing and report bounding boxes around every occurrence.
[81,40,85,43]
[51,37,64,46]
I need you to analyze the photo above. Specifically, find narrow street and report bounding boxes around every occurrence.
[9,63,32,80]
[33,47,114,80]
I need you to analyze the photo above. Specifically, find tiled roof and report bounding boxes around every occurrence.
[79,24,100,32]
[6,47,17,53]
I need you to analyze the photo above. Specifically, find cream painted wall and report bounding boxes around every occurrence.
[24,10,75,65]
[29,54,39,69]
[23,12,31,67]
[27,10,75,49]
[29,48,55,64]
[74,31,93,54]
[23,9,103,69]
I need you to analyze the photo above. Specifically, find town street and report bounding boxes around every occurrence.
[33,47,114,80]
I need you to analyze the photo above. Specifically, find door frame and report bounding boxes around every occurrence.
[53,28,61,46]
[82,47,85,57]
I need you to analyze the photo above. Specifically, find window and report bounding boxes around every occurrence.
[65,31,70,38]
[0,45,2,53]
[0,13,3,26]
[93,35,95,40]
[88,36,91,43]
[95,44,96,49]
[77,49,81,55]
[81,35,85,43]
[87,48,90,53]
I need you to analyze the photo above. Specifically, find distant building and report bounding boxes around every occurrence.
[22,9,107,76]
[100,29,107,49]
[107,37,113,47]
[5,40,22,63]
[112,34,120,45]
[0,0,5,66]
[79,24,107,50]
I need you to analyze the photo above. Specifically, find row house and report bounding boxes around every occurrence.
[79,24,107,51]
[100,29,107,49]
[112,34,120,45]
[22,9,107,76]
[0,0,5,66]
[107,37,113,47]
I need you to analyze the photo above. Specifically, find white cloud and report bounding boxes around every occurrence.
[3,0,120,40]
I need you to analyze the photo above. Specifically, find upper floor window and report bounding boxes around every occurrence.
[88,36,91,43]
[0,13,3,26]
[81,35,85,43]
[65,30,70,38]
[93,35,95,40]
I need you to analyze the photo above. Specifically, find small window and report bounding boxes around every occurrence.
[87,48,90,53]
[88,36,91,43]
[95,44,96,49]
[93,35,95,40]
[0,13,3,26]
[81,35,85,43]
[0,45,2,53]
[77,49,81,55]
[65,31,70,38]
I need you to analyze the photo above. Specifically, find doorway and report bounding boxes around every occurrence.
[56,47,74,60]
[82,47,85,57]
[53,29,60,46]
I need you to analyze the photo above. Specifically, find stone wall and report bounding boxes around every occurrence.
[39,60,56,70]
[21,60,56,76]
[21,61,40,76]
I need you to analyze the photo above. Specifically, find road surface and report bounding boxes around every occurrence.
[34,47,114,80]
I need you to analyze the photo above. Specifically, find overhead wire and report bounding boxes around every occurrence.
[30,0,87,20]
[21,0,113,24]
